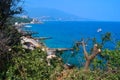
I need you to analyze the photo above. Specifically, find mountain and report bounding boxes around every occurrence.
[25,7,94,21]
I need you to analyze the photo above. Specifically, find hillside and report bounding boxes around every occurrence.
[8,16,33,25]
[26,8,93,21]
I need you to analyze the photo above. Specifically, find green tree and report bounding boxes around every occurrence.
[0,0,23,78]
[0,0,23,27]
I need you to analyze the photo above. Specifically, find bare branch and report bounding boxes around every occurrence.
[81,40,89,60]
[89,44,101,60]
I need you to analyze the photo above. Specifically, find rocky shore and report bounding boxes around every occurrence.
[15,23,74,68]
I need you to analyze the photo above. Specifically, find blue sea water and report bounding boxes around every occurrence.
[25,21,120,67]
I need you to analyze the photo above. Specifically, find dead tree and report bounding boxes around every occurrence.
[81,40,101,72]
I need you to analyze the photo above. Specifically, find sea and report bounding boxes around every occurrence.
[24,21,120,67]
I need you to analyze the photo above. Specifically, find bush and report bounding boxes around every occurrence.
[3,47,64,80]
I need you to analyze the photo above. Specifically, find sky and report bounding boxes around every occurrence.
[24,0,120,21]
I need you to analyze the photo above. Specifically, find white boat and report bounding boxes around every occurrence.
[97,28,102,32]
[24,25,32,28]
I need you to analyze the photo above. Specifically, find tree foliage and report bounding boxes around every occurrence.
[0,0,23,76]
[1,47,64,80]
[0,0,23,27]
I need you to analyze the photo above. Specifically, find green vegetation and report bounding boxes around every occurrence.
[0,0,120,80]
[0,0,23,27]
[8,17,32,25]
[3,47,64,80]
[1,40,120,80]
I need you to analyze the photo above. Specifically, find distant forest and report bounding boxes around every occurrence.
[8,17,33,25]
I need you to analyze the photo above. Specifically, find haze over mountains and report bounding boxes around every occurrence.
[25,8,94,21]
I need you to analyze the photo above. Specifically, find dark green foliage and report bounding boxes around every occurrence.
[0,0,23,27]
[2,47,64,80]
[102,32,111,44]
[102,47,120,69]
[0,0,23,78]
[116,41,120,50]
[0,0,23,53]
[73,43,80,51]
[0,26,21,73]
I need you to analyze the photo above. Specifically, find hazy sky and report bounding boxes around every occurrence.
[25,0,120,21]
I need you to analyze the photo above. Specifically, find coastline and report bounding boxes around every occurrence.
[15,22,73,57]
[15,21,120,67]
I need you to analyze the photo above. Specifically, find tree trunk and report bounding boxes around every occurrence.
[81,40,101,72]
[84,60,90,71]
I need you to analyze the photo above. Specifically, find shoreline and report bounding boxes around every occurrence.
[15,23,73,54]
[15,23,74,67]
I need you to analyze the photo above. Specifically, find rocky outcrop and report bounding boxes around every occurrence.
[21,36,41,50]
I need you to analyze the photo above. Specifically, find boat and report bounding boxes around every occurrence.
[24,25,32,28]
[97,28,102,32]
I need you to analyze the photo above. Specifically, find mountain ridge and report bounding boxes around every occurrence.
[25,7,95,21]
